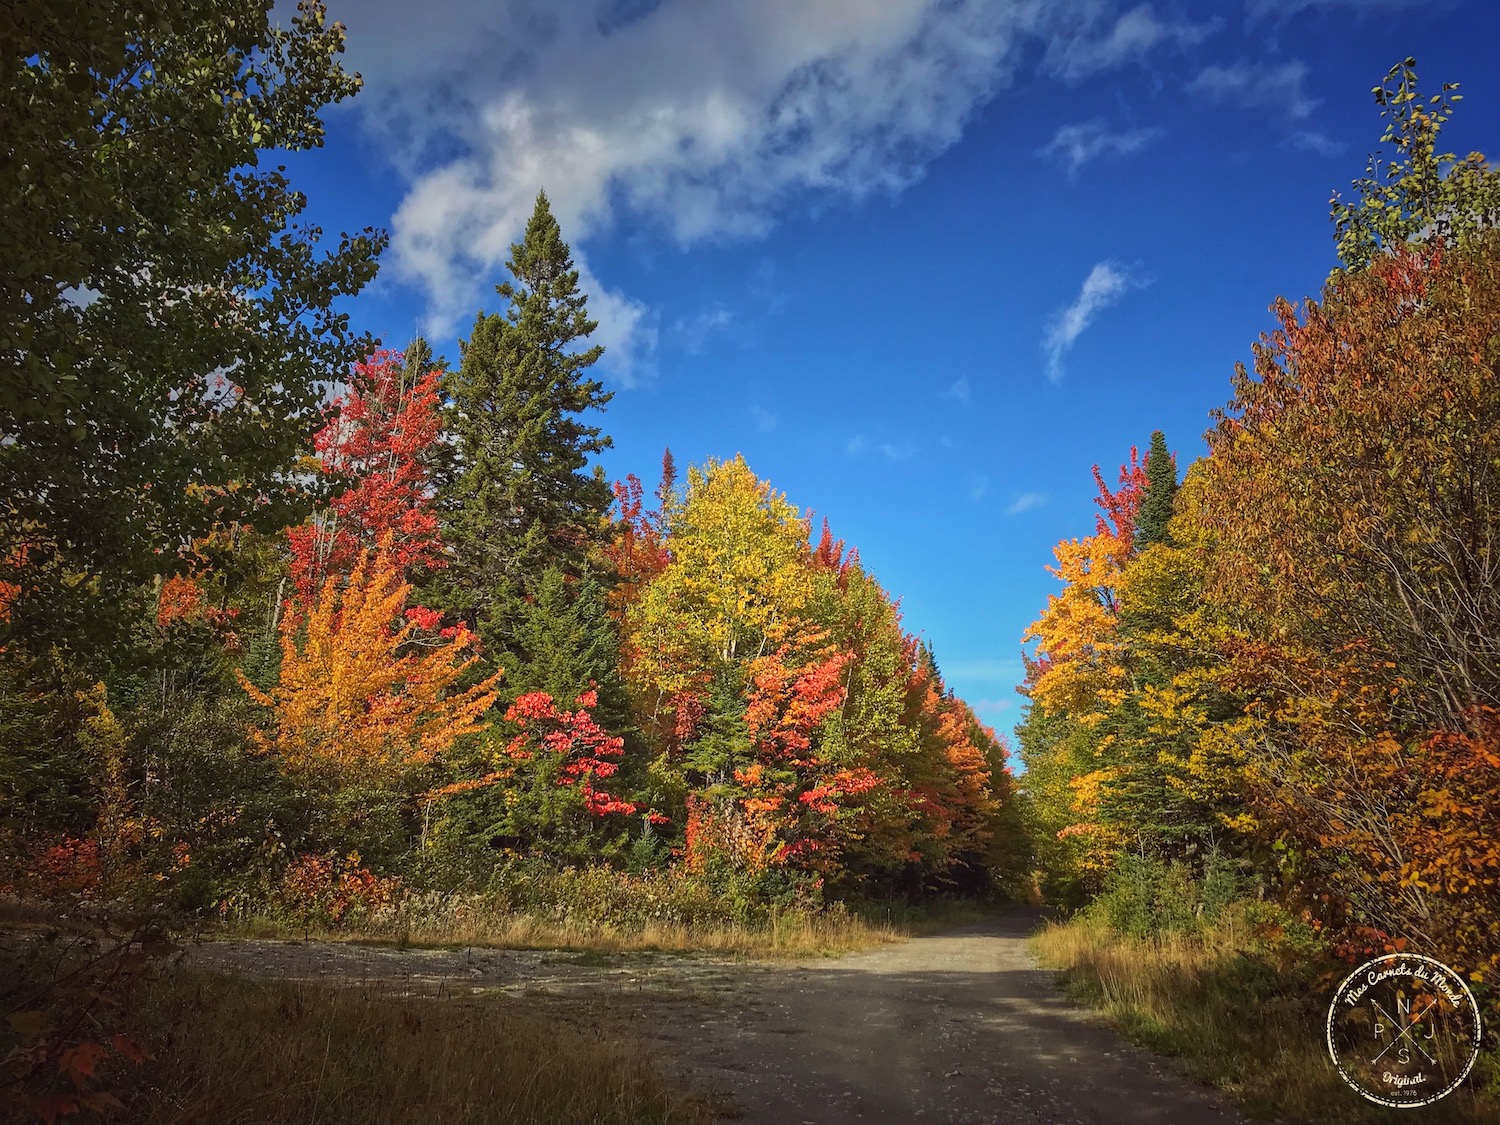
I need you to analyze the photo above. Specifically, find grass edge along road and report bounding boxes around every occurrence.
[215,895,990,959]
[1032,908,1498,1125]
[134,971,711,1125]
[0,894,987,1123]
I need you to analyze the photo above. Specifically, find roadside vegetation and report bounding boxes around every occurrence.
[130,973,710,1125]
[213,867,986,958]
[2,5,1022,1120]
[1033,857,1496,1123]
[2,914,708,1125]
[1017,59,1500,1124]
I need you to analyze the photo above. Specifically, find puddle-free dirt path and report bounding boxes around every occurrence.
[196,910,1247,1124]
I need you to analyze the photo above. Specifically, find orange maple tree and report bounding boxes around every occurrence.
[239,545,501,786]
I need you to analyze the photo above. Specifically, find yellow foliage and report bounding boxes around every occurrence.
[239,547,501,787]
[1114,471,1261,835]
[1022,529,1130,722]
[629,455,813,692]
[1063,768,1129,868]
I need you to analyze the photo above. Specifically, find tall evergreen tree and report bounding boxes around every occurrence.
[1134,430,1178,550]
[683,665,752,792]
[505,566,629,732]
[438,192,615,662]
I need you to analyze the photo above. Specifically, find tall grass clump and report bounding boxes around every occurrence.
[219,859,924,958]
[128,972,707,1125]
[1034,854,1498,1124]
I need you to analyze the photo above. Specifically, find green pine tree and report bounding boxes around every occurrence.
[505,566,629,731]
[684,666,753,792]
[917,639,941,685]
[1134,430,1177,550]
[437,192,615,662]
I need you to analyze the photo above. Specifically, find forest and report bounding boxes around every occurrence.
[1,3,1020,943]
[1019,58,1500,1112]
[4,2,1499,1122]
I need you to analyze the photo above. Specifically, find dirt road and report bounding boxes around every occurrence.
[197,910,1247,1125]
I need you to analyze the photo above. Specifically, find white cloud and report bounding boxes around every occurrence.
[969,473,990,502]
[1188,59,1319,119]
[943,376,971,403]
[1037,119,1160,178]
[1246,0,1424,20]
[1007,491,1048,514]
[846,435,868,457]
[1287,129,1346,158]
[350,0,1053,372]
[581,265,658,379]
[879,441,917,461]
[1042,261,1138,381]
[674,305,735,355]
[332,1,1213,380]
[1044,3,1216,83]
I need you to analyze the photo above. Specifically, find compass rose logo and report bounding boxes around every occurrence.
[1326,952,1483,1108]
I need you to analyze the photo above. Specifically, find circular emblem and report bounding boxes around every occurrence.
[1326,953,1483,1108]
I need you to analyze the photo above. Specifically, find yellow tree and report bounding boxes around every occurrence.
[1018,451,1144,881]
[1110,466,1258,842]
[239,547,501,787]
[1022,531,1132,722]
[628,455,814,698]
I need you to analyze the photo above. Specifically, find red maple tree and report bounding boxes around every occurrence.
[288,350,445,602]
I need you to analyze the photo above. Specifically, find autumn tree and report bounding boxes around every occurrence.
[808,562,925,882]
[1331,59,1500,273]
[288,349,446,603]
[437,192,614,665]
[618,464,1010,890]
[601,451,676,619]
[629,456,812,688]
[626,456,812,765]
[807,551,1009,891]
[0,0,384,657]
[1201,63,1500,970]
[1018,447,1146,880]
[425,687,650,864]
[624,458,853,875]
[1021,447,1144,722]
[1200,230,1500,975]
[900,643,999,882]
[1107,464,1254,859]
[239,546,501,789]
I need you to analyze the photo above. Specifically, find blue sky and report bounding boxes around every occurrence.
[294,0,1499,752]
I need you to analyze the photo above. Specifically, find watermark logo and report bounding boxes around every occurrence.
[1326,952,1483,1108]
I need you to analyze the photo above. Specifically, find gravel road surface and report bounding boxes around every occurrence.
[196,910,1248,1125]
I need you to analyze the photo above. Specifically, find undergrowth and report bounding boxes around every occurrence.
[215,860,988,958]
[1032,856,1498,1124]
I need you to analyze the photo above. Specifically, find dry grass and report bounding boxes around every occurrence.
[125,970,708,1125]
[219,898,986,959]
[1032,913,1497,1124]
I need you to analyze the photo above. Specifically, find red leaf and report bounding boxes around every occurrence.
[60,1039,108,1081]
[110,1033,147,1064]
